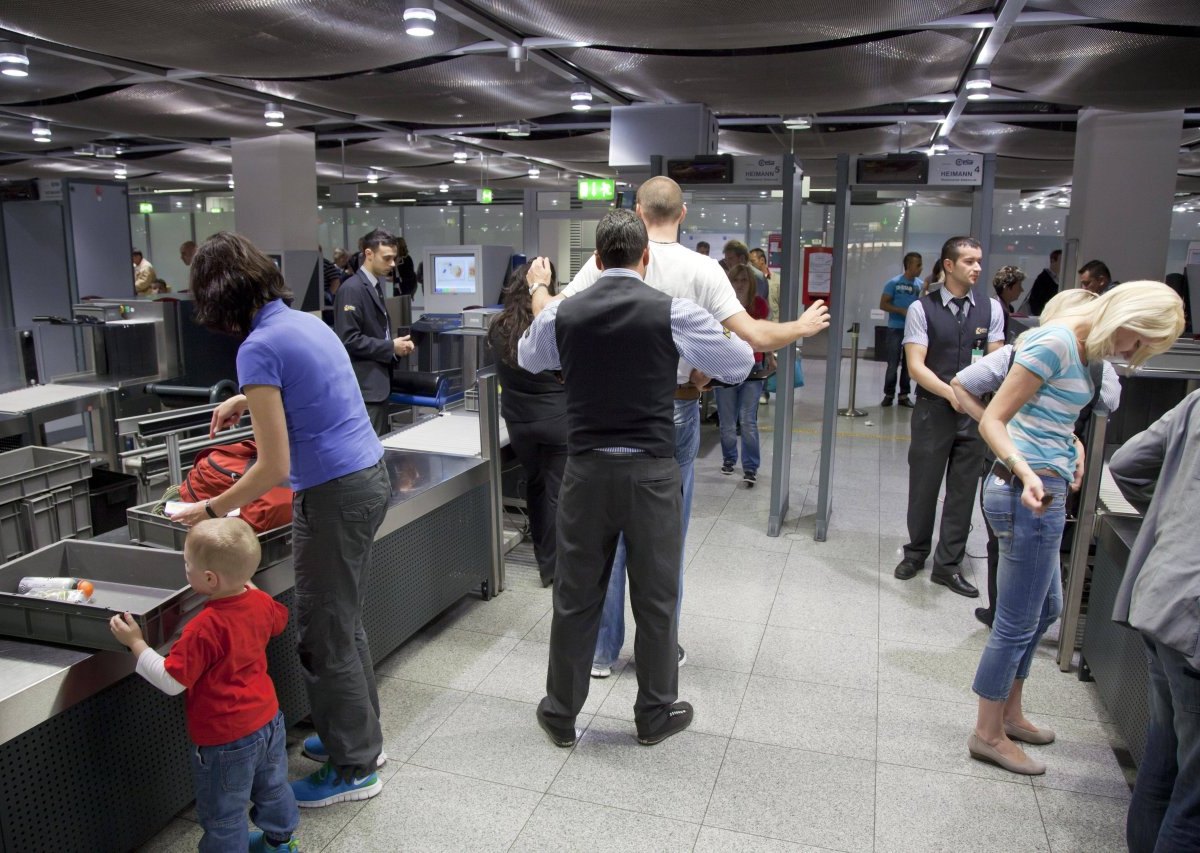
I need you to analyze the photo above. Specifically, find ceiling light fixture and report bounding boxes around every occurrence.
[783,116,813,130]
[263,103,285,127]
[453,145,468,164]
[439,181,450,192]
[96,146,116,159]
[571,81,593,112]
[502,121,532,138]
[74,143,96,157]
[965,67,991,100]
[931,141,950,153]
[507,44,529,72]
[403,1,436,37]
[227,174,235,189]
[31,120,51,142]
[367,169,380,184]
[0,42,29,78]
[114,167,127,180]
[528,165,540,178]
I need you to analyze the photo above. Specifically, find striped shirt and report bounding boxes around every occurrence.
[1008,325,1095,479]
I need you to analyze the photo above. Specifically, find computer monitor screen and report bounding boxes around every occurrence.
[433,255,477,295]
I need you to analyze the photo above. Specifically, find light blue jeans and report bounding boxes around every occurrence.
[715,379,764,474]
[972,473,1067,701]
[593,399,699,668]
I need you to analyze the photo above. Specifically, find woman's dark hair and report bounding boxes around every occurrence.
[490,261,557,367]
[726,263,756,312]
[992,265,1025,298]
[190,232,292,337]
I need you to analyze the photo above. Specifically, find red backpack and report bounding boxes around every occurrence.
[181,440,293,533]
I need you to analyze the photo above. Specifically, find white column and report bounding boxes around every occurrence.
[232,132,321,309]
[1067,108,1183,284]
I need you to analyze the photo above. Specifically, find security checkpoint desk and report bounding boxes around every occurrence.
[0,446,491,853]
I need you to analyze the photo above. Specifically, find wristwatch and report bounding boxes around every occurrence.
[204,499,219,519]
[527,281,547,295]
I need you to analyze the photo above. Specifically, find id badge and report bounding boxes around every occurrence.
[971,347,984,364]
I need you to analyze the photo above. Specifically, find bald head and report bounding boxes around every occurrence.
[636,176,684,227]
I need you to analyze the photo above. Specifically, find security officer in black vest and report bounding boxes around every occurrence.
[334,229,415,435]
[895,236,1006,597]
[518,209,754,748]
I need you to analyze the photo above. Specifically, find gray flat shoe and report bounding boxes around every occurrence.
[968,733,1046,776]
[1004,720,1056,745]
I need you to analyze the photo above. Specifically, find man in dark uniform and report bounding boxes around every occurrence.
[519,209,754,748]
[334,229,415,435]
[895,236,1005,598]
[1025,249,1061,316]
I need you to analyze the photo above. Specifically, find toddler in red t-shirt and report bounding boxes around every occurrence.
[110,517,299,853]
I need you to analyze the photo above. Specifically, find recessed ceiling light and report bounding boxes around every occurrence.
[571,81,593,112]
[74,143,96,157]
[453,145,468,164]
[264,103,285,127]
[403,1,436,37]
[0,42,29,78]
[367,169,379,184]
[96,146,116,159]
[783,116,813,130]
[528,165,540,178]
[439,181,450,192]
[31,120,51,142]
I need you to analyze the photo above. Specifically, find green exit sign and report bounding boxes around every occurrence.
[138,202,154,214]
[476,187,493,204]
[577,178,615,201]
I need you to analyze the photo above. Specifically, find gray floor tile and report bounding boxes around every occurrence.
[770,557,879,639]
[878,575,990,650]
[705,739,875,851]
[692,826,828,852]
[135,818,202,852]
[376,625,518,691]
[595,662,749,737]
[786,526,881,564]
[876,691,1032,785]
[686,542,790,576]
[875,763,1050,853]
[435,588,553,638]
[1029,713,1133,800]
[677,614,766,673]
[509,795,700,853]
[734,674,877,761]
[1035,788,1130,853]
[409,692,579,792]
[549,718,727,823]
[682,569,781,624]
[376,676,471,763]
[1022,656,1113,723]
[754,625,878,691]
[706,518,794,554]
[326,764,541,852]
[474,638,621,717]
[877,638,983,706]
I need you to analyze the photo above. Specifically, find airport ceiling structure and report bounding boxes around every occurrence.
[0,0,1198,205]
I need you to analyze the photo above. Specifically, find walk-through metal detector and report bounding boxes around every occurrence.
[771,152,998,540]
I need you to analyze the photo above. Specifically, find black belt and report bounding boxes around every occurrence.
[989,461,1018,486]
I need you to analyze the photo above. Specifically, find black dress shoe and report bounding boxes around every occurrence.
[541,576,554,588]
[897,397,915,408]
[932,573,979,598]
[894,558,923,580]
[974,607,994,628]
[636,701,693,745]
[535,704,577,748]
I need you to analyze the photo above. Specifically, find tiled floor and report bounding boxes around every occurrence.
[143,359,1134,852]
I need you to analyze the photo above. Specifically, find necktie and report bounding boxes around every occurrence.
[951,296,969,327]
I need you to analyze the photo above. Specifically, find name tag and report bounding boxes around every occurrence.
[971,347,984,364]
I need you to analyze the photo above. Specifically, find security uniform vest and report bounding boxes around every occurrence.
[914,290,992,401]
[554,274,677,457]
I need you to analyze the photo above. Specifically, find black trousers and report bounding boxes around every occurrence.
[541,453,681,733]
[291,460,390,778]
[506,415,568,585]
[904,396,986,578]
[365,402,390,436]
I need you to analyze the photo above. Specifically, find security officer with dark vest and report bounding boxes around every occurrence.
[334,229,415,435]
[895,236,1005,597]
[518,209,754,748]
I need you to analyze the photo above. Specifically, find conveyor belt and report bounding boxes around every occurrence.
[0,383,110,414]
[381,410,508,457]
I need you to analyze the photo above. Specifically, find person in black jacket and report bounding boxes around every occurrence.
[488,261,566,587]
[1025,249,1061,316]
[393,237,419,297]
[334,229,415,435]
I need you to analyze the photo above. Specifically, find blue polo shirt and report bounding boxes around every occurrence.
[236,299,382,492]
[882,274,922,329]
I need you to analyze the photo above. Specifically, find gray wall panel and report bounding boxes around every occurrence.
[67,181,133,298]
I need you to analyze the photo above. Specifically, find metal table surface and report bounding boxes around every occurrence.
[0,447,487,749]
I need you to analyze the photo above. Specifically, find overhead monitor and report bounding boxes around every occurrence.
[855,154,929,186]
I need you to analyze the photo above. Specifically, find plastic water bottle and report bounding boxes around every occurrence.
[22,588,93,603]
[17,577,95,598]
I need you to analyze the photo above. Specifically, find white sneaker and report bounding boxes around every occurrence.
[590,663,612,678]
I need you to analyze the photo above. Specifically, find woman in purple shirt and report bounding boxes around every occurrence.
[174,232,390,811]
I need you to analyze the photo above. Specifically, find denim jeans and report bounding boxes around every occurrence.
[1127,636,1200,853]
[190,711,298,853]
[593,399,698,668]
[972,473,1067,701]
[883,326,910,398]
[715,379,765,474]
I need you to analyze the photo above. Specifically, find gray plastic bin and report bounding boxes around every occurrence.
[0,446,92,504]
[0,539,200,651]
[17,481,93,551]
[126,501,291,571]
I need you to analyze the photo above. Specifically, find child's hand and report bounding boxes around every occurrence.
[109,612,144,648]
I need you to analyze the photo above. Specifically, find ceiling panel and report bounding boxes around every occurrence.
[8,83,325,140]
[0,52,126,104]
[237,55,572,124]
[992,26,1200,111]
[0,0,472,78]
[947,122,1077,159]
[0,118,100,151]
[316,138,458,171]
[1028,1,1200,26]
[563,32,974,114]
[454,131,611,162]
[471,0,991,49]
[719,125,935,157]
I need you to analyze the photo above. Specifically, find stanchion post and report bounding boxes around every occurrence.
[837,323,868,418]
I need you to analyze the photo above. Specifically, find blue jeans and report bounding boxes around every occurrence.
[1127,636,1200,853]
[972,474,1067,701]
[190,711,298,853]
[715,379,764,474]
[593,399,699,668]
